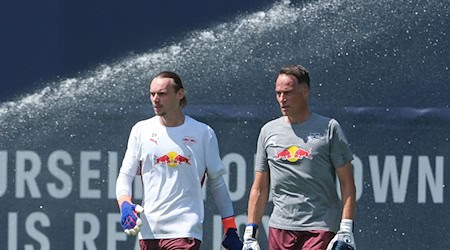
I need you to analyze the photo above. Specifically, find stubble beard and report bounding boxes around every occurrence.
[153,107,166,117]
[156,111,167,117]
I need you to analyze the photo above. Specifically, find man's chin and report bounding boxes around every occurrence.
[154,111,166,116]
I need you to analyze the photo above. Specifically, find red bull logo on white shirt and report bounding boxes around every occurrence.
[154,151,191,167]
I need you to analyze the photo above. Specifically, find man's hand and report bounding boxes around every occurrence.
[242,224,260,250]
[221,228,243,250]
[326,219,356,250]
[120,201,144,236]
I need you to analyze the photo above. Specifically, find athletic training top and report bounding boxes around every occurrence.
[255,113,353,232]
[119,115,226,241]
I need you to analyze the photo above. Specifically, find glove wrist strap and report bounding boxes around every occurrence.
[222,216,237,233]
[340,219,353,232]
[118,195,132,207]
[244,224,259,240]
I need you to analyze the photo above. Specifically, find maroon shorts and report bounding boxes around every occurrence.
[269,227,335,250]
[139,238,201,250]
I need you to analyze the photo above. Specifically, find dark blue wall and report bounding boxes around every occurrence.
[0,0,272,101]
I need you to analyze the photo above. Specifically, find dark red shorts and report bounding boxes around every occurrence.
[139,238,201,250]
[269,227,335,250]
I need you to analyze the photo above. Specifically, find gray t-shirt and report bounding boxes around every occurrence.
[255,113,353,232]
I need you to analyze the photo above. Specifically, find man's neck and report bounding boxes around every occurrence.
[159,113,185,127]
[285,110,311,124]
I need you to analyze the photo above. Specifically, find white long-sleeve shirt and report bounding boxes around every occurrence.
[116,115,232,241]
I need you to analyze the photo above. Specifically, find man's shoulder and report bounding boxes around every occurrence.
[185,115,210,129]
[133,116,158,128]
[309,113,342,130]
[310,112,337,123]
[262,116,284,128]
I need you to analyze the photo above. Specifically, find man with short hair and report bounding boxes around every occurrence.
[242,65,357,250]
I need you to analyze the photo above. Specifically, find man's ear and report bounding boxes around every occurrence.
[178,88,185,100]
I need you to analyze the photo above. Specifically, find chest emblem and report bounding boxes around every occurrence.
[154,151,191,167]
[182,136,196,145]
[307,133,324,143]
[275,145,313,162]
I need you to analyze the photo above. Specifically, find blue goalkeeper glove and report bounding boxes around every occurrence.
[120,201,144,236]
[221,228,243,250]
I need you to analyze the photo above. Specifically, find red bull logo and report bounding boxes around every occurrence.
[275,145,312,162]
[154,151,191,167]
